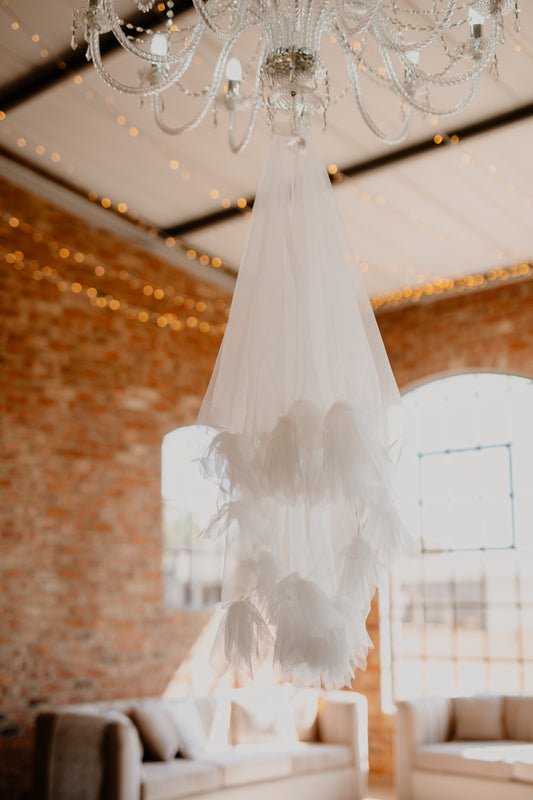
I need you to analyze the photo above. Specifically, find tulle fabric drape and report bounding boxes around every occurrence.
[197,131,414,688]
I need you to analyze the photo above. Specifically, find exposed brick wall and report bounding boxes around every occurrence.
[1,173,532,797]
[379,278,533,389]
[0,176,230,799]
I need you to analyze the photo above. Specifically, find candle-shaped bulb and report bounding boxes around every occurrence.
[226,57,243,82]
[151,32,169,57]
[469,7,484,38]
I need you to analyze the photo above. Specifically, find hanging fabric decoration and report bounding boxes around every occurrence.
[197,131,416,689]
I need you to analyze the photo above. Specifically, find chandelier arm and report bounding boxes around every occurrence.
[302,0,315,51]
[88,27,201,96]
[310,2,332,54]
[192,0,248,40]
[334,0,382,39]
[380,44,481,118]
[151,35,239,134]
[372,0,459,55]
[338,35,413,144]
[269,0,284,51]
[228,67,264,153]
[392,14,500,89]
[103,0,205,66]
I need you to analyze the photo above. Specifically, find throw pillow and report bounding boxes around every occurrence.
[454,695,504,741]
[129,701,180,761]
[165,699,208,759]
[230,685,298,745]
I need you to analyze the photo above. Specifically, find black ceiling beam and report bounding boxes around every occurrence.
[341,100,533,180]
[0,1,193,113]
[166,200,255,237]
[167,100,533,238]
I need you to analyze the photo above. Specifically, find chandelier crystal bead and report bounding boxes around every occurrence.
[73,0,519,150]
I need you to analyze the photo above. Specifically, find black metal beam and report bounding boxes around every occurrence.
[166,100,533,237]
[342,101,533,180]
[0,2,193,113]
[166,200,255,237]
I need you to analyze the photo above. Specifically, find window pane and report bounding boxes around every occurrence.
[390,373,533,703]
[456,661,487,695]
[426,608,454,657]
[521,607,533,659]
[426,660,455,696]
[519,560,533,603]
[161,425,222,609]
[424,553,453,607]
[487,607,520,660]
[453,552,483,604]
[524,663,533,694]
[489,661,521,694]
[393,660,426,700]
[456,613,487,659]
[485,551,518,605]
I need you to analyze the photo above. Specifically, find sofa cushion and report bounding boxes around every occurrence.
[230,686,298,745]
[505,696,533,741]
[141,760,222,800]
[165,699,208,759]
[454,696,504,741]
[414,740,530,781]
[205,747,293,787]
[290,742,352,774]
[130,702,180,762]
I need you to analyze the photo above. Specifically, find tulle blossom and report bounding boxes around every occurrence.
[198,131,417,688]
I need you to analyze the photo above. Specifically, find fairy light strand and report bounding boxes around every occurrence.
[0,0,254,216]
[0,209,231,317]
[3,238,530,323]
[2,246,228,337]
[0,118,235,274]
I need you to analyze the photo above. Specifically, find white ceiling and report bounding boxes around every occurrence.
[1,1,532,300]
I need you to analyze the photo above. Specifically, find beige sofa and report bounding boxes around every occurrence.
[397,695,533,800]
[34,686,368,800]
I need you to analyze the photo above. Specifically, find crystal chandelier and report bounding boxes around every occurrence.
[73,0,519,152]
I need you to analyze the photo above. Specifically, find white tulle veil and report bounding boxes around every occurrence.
[197,130,414,688]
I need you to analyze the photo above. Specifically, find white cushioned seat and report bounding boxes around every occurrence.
[289,742,352,775]
[208,740,352,777]
[141,760,222,800]
[413,741,533,781]
[513,746,533,784]
[204,748,293,787]
[397,695,533,800]
[36,688,369,800]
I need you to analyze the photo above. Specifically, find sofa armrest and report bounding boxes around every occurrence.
[396,698,453,800]
[317,692,368,799]
[34,710,141,800]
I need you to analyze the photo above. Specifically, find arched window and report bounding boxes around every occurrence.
[387,373,533,701]
[161,425,222,609]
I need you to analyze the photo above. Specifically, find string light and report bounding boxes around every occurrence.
[0,209,231,317]
[2,245,229,336]
[333,132,533,275]
[3,6,530,311]
[372,263,532,312]
[0,114,235,272]
[1,2,254,214]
